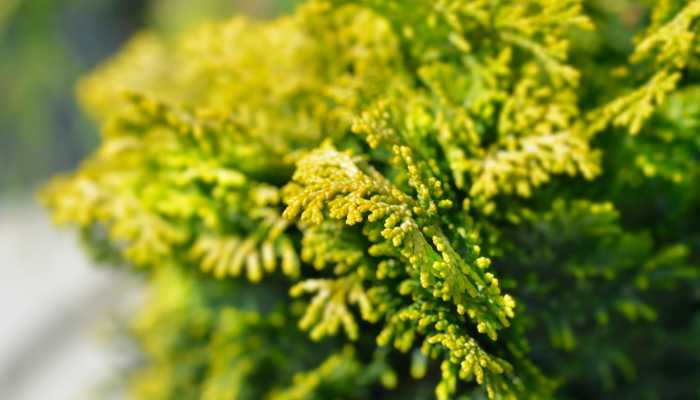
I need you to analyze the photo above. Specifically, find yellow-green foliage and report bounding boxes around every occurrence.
[42,1,700,399]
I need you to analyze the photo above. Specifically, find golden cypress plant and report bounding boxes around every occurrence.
[42,1,700,399]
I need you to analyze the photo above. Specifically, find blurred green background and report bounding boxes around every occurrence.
[0,0,299,195]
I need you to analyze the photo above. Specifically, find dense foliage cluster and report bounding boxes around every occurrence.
[42,0,700,398]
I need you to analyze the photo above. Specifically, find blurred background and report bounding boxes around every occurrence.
[0,1,296,399]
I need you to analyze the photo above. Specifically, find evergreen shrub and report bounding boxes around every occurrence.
[42,1,700,398]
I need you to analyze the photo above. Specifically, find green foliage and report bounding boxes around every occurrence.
[42,0,700,399]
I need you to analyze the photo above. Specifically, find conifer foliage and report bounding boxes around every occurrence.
[43,1,700,398]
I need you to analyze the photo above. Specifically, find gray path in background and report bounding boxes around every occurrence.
[0,198,141,400]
